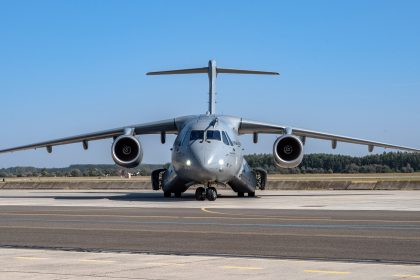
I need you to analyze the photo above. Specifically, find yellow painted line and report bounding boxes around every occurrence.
[1,225,419,241]
[146,262,185,266]
[304,269,350,275]
[351,181,378,184]
[223,265,263,270]
[79,259,116,264]
[394,275,420,279]
[15,256,49,260]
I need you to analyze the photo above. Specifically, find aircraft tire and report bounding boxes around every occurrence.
[163,191,171,198]
[206,187,217,201]
[237,192,244,197]
[175,192,182,198]
[248,192,255,197]
[195,187,206,201]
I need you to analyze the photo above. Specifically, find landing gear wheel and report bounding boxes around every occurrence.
[206,187,217,201]
[195,187,206,201]
[248,192,255,197]
[237,192,244,197]
[163,191,171,198]
[175,192,182,198]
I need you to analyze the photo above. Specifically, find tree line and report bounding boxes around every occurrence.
[0,152,419,177]
[245,152,420,174]
[0,164,164,178]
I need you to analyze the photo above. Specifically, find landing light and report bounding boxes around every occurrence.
[186,160,191,166]
[218,159,224,165]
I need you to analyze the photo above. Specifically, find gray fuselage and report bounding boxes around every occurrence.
[162,115,257,194]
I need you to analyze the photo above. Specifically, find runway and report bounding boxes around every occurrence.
[1,190,420,279]
[1,205,419,263]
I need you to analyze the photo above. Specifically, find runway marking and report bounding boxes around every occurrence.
[146,262,185,266]
[1,211,324,221]
[4,216,420,231]
[1,225,419,241]
[0,212,337,222]
[15,256,49,260]
[200,208,420,223]
[0,212,348,222]
[304,269,350,275]
[79,259,116,264]
[1,211,419,223]
[394,275,420,279]
[0,213,182,219]
[222,265,263,270]
[201,207,330,220]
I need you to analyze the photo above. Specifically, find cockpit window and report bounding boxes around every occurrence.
[206,130,221,141]
[222,131,230,145]
[190,130,204,141]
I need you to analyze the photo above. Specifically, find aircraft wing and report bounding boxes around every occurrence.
[239,119,420,153]
[0,118,180,154]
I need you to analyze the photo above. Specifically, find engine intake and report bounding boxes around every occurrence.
[273,135,304,168]
[112,135,143,168]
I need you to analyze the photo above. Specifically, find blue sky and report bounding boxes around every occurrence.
[0,0,419,167]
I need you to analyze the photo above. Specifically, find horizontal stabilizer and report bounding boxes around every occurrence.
[147,67,279,76]
[217,68,279,75]
[147,67,208,75]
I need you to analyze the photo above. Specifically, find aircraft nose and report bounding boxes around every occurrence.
[189,145,221,181]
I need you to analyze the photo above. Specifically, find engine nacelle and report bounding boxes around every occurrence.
[273,135,304,168]
[111,135,143,168]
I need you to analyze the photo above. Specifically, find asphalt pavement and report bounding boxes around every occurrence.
[1,205,419,263]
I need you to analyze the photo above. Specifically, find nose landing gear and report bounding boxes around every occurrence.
[195,185,218,201]
[206,187,217,201]
[195,187,206,201]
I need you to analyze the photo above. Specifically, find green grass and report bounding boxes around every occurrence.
[268,173,420,182]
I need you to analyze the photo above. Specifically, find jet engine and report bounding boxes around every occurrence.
[111,135,143,168]
[273,135,304,168]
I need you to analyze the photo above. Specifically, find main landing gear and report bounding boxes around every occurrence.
[195,185,218,201]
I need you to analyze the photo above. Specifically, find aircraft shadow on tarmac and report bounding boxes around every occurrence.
[0,192,390,202]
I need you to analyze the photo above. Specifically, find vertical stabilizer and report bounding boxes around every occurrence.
[147,60,279,115]
[208,60,217,114]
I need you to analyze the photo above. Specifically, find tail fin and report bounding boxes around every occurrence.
[146,60,279,114]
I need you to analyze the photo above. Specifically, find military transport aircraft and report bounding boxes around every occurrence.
[1,60,419,201]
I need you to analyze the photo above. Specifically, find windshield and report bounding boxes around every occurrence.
[190,130,204,141]
[222,131,231,145]
[206,130,221,141]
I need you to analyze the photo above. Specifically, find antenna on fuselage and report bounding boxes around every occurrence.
[146,60,279,115]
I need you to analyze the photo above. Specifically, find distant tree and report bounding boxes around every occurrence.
[401,163,414,173]
[70,169,83,177]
